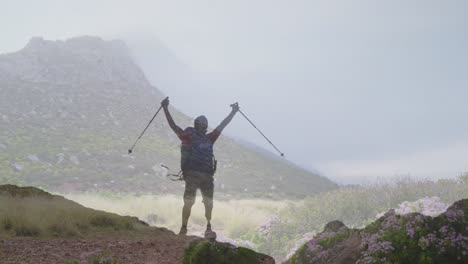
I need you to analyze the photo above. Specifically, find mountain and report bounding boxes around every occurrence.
[0,36,337,197]
[285,199,468,264]
[0,184,274,264]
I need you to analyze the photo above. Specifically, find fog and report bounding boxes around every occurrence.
[1,0,467,183]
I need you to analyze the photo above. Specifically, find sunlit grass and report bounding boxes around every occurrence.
[64,193,290,238]
[0,195,143,238]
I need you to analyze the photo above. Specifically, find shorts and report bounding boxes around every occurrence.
[183,170,214,203]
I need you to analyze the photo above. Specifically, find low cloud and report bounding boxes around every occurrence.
[319,140,468,184]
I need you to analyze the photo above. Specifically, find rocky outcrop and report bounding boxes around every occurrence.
[286,199,468,264]
[183,239,275,264]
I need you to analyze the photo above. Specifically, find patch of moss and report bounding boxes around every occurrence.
[318,229,352,249]
[182,240,262,264]
[288,243,313,264]
[323,220,346,232]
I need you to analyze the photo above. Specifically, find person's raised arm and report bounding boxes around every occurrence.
[215,102,239,133]
[161,97,184,136]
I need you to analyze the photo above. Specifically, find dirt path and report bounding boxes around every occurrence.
[0,231,275,264]
[0,230,197,264]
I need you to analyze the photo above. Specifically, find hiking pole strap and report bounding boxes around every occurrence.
[129,104,164,153]
[238,109,284,157]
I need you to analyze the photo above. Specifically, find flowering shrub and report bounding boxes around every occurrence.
[287,199,468,264]
[288,225,351,264]
[239,176,467,262]
[285,232,316,260]
[376,196,449,219]
[362,199,467,263]
[239,215,293,257]
[256,215,280,238]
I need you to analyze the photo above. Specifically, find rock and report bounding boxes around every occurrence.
[12,163,24,171]
[183,240,274,264]
[204,230,217,241]
[56,153,65,164]
[69,155,80,165]
[324,220,346,232]
[27,154,40,162]
[146,214,158,223]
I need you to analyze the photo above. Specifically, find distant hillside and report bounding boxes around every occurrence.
[0,184,274,263]
[0,184,150,237]
[0,36,337,196]
[286,198,468,264]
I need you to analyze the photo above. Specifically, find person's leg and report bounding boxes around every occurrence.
[200,176,214,227]
[200,177,216,239]
[180,179,197,235]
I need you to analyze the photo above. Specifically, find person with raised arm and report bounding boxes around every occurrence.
[161,97,239,238]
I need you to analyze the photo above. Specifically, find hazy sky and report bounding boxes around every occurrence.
[1,0,467,183]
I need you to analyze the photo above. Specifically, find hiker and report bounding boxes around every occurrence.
[161,97,239,237]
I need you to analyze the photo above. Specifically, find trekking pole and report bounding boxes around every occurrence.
[232,103,285,157]
[128,97,168,154]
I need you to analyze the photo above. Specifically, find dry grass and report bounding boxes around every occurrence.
[63,193,290,238]
[0,194,145,238]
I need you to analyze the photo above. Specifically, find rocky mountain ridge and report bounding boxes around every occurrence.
[0,36,337,196]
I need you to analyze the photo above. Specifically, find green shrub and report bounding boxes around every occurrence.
[90,215,117,228]
[1,217,13,230]
[14,224,40,236]
[122,219,134,230]
[48,222,79,237]
[318,229,351,249]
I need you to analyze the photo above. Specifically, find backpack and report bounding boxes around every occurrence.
[180,128,217,175]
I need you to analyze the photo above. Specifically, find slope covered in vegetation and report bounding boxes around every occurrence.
[287,198,467,264]
[240,175,467,261]
[0,184,150,238]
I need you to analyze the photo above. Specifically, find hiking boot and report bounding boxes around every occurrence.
[204,224,216,240]
[179,225,187,236]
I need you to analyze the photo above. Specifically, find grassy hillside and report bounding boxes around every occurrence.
[0,184,151,238]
